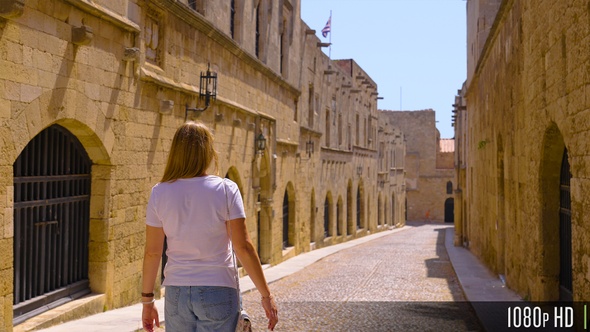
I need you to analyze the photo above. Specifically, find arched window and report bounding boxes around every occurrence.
[325,110,330,147]
[230,0,236,38]
[308,85,315,128]
[279,18,285,75]
[255,4,261,58]
[446,181,453,194]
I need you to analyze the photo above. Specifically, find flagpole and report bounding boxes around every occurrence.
[328,10,332,60]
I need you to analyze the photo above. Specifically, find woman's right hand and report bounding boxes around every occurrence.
[142,303,160,332]
[261,295,278,331]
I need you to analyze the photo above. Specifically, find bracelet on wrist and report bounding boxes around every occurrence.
[261,294,274,300]
[142,298,155,305]
[141,292,154,298]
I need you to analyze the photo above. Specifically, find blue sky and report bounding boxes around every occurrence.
[301,0,466,138]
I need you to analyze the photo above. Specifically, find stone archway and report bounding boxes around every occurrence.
[6,90,115,319]
[13,124,93,323]
[391,193,396,226]
[378,193,383,226]
[539,123,568,301]
[4,114,114,322]
[337,196,343,236]
[323,191,333,238]
[225,166,245,198]
[558,148,572,301]
[282,182,296,249]
[356,180,365,231]
[347,179,353,235]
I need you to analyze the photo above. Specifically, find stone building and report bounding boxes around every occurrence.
[380,110,455,223]
[0,0,406,330]
[457,0,590,302]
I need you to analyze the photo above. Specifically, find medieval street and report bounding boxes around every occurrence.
[4,1,590,331]
[241,222,482,332]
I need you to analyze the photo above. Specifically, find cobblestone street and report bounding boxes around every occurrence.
[242,222,482,331]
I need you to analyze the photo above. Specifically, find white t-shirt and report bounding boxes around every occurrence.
[145,175,246,288]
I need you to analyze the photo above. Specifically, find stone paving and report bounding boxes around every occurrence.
[242,222,483,331]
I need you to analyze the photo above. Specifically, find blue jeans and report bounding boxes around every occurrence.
[165,286,239,332]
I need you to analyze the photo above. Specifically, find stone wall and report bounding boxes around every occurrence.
[463,0,590,301]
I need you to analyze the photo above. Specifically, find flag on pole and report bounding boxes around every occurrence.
[321,15,331,38]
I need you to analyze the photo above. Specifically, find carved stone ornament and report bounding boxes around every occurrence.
[72,25,94,45]
[0,0,25,19]
[123,47,140,62]
[159,100,174,114]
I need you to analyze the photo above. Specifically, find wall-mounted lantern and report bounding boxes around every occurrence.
[256,133,266,154]
[185,63,217,121]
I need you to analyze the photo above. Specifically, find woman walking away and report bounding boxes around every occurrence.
[141,121,278,331]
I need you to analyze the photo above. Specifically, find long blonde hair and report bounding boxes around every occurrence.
[161,121,219,182]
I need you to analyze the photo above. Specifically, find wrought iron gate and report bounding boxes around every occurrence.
[559,148,572,301]
[13,125,91,322]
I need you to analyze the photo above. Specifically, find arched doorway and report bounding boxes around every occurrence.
[378,194,383,226]
[282,190,290,249]
[346,180,353,235]
[282,182,296,250]
[323,193,332,238]
[337,196,343,236]
[559,148,572,301]
[356,186,361,230]
[310,188,316,244]
[539,123,569,301]
[13,125,92,321]
[384,196,388,226]
[391,193,396,226]
[444,198,454,223]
